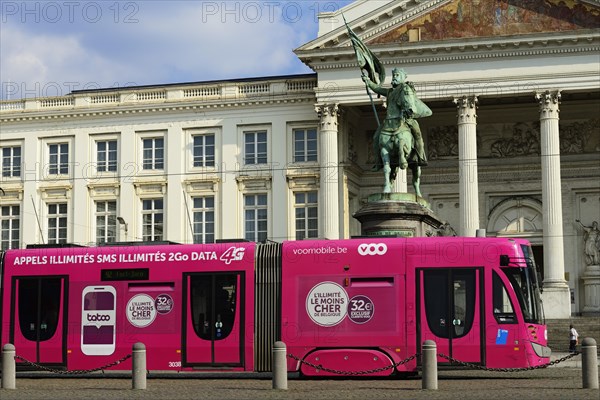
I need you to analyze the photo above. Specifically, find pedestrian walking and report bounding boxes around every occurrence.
[569,324,579,353]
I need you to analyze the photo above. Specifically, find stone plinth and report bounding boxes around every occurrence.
[582,265,600,316]
[353,193,444,237]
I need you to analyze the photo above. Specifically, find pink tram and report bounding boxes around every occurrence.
[0,237,551,376]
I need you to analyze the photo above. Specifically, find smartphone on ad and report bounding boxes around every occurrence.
[81,286,116,356]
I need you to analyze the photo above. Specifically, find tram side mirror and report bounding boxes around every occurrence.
[500,255,509,266]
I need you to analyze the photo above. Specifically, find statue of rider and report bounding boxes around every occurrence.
[362,68,431,171]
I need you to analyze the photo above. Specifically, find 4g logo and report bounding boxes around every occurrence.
[220,246,245,265]
[357,243,388,256]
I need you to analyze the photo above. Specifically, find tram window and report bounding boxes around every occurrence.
[452,271,475,338]
[18,279,61,341]
[424,271,449,338]
[423,270,475,339]
[190,275,237,341]
[492,271,517,324]
[453,281,467,337]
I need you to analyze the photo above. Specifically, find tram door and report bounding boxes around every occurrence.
[417,268,483,364]
[183,273,244,366]
[10,276,68,366]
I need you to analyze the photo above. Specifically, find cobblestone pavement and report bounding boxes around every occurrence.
[1,367,599,400]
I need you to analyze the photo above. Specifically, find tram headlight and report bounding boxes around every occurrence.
[531,341,551,358]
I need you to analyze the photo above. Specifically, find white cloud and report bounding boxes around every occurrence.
[1,25,136,99]
[1,1,353,99]
[108,2,314,79]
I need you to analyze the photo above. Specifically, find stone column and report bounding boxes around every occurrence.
[536,90,570,318]
[454,95,479,237]
[316,104,340,240]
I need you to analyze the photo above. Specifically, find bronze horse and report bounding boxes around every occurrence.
[378,119,422,197]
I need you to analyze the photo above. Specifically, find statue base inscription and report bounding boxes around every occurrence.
[353,193,446,237]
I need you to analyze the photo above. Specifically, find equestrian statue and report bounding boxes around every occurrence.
[344,17,432,196]
[363,68,431,196]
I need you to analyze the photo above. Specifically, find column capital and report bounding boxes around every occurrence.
[453,95,478,109]
[535,90,561,118]
[315,103,340,129]
[453,95,478,124]
[535,89,561,105]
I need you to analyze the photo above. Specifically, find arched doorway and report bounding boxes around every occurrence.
[487,197,544,279]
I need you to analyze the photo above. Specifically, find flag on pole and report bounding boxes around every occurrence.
[344,16,385,85]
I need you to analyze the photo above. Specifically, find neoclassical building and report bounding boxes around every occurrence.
[1,0,599,318]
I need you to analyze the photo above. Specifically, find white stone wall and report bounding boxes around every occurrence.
[0,80,321,245]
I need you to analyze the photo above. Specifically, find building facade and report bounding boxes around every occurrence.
[1,0,599,317]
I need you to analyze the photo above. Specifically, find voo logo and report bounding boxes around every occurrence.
[358,243,388,256]
[87,313,111,322]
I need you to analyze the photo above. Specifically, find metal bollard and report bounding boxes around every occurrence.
[581,337,599,389]
[272,341,288,390]
[132,342,147,390]
[2,344,16,389]
[422,340,438,390]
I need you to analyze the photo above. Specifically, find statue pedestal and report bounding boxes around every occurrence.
[582,264,600,316]
[353,193,444,237]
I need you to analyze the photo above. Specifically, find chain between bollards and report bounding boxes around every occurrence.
[3,339,598,392]
[3,343,144,390]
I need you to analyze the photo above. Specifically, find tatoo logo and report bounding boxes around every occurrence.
[87,313,111,322]
[357,243,387,256]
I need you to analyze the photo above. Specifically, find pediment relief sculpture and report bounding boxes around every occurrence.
[369,0,600,46]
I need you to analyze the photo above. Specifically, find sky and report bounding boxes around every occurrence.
[0,0,355,100]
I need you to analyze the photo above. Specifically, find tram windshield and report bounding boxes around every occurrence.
[502,245,544,324]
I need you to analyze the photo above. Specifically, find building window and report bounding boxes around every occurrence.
[96,140,117,172]
[192,196,215,244]
[1,205,20,250]
[142,198,163,241]
[96,200,117,244]
[295,191,318,240]
[48,143,69,175]
[244,194,267,242]
[244,130,267,165]
[142,138,164,170]
[293,128,317,162]
[48,203,67,244]
[193,134,215,168]
[2,146,21,177]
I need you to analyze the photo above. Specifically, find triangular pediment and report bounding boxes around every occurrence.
[297,0,599,52]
